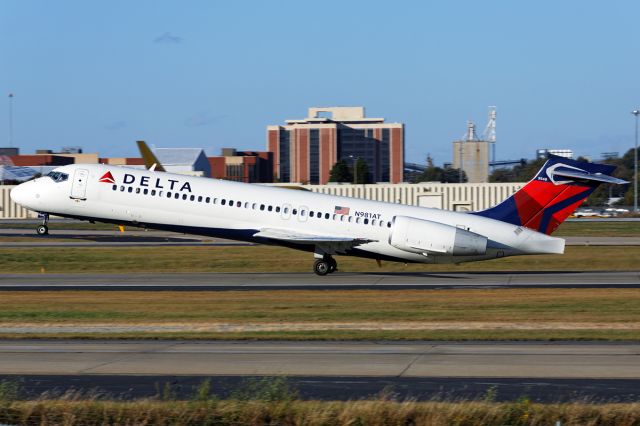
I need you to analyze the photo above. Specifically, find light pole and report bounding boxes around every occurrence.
[8,93,13,147]
[633,110,639,213]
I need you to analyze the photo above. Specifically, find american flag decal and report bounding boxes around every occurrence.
[334,205,350,215]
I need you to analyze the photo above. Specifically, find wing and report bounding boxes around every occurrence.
[253,228,376,255]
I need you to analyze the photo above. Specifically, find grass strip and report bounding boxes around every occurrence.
[1,288,639,323]
[1,330,640,341]
[1,399,640,426]
[554,220,640,237]
[1,288,640,340]
[1,245,639,273]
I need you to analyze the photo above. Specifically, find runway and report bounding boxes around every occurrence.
[1,271,639,290]
[1,228,639,247]
[1,341,639,401]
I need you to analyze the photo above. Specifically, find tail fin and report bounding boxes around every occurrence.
[472,155,627,235]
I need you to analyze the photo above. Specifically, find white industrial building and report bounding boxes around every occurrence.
[153,148,211,177]
[0,181,524,219]
[280,181,524,212]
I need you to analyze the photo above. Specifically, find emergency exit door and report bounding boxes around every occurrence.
[70,169,89,199]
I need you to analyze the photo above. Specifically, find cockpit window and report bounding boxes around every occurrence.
[46,171,69,183]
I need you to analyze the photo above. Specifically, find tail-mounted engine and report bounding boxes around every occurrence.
[389,216,487,256]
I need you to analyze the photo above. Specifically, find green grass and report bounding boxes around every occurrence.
[554,220,640,236]
[1,329,640,341]
[1,288,640,323]
[0,245,639,273]
[1,288,639,340]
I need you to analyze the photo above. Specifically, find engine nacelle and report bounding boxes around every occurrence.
[389,216,487,256]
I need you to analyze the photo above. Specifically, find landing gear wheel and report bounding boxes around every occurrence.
[313,259,330,276]
[327,257,338,274]
[36,224,49,235]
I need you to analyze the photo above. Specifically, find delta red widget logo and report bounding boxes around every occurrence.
[98,171,115,184]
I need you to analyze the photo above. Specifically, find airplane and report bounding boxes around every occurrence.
[9,155,626,275]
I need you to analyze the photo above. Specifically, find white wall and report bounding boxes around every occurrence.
[0,181,525,219]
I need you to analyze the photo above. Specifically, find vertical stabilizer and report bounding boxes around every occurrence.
[472,155,626,235]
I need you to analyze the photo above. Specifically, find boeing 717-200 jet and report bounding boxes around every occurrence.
[10,155,626,275]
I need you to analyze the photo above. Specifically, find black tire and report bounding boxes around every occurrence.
[36,225,48,235]
[313,259,330,276]
[328,258,338,273]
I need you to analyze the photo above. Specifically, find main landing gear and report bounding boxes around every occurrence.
[313,256,337,276]
[36,214,49,236]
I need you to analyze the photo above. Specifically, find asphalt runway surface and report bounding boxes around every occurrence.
[2,228,640,246]
[1,271,639,291]
[1,341,639,402]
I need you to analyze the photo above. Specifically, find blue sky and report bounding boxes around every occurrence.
[2,1,640,165]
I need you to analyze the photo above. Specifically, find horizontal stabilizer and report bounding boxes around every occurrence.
[550,169,628,185]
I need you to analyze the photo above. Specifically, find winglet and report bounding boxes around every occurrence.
[136,140,166,172]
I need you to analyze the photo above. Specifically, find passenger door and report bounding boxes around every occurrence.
[70,169,89,200]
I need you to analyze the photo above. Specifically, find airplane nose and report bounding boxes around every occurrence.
[10,182,36,208]
[9,184,27,206]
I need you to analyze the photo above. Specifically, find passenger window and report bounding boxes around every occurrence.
[292,209,297,215]
[143,188,149,195]
[300,209,305,216]
[260,204,265,211]
[379,221,384,227]
[340,215,345,221]
[387,222,392,228]
[120,186,125,191]
[222,199,226,205]
[356,217,360,224]
[174,193,179,199]
[252,203,257,209]
[167,192,172,198]
[244,202,249,208]
[236,201,241,207]
[333,214,337,220]
[284,207,289,214]
[213,198,218,204]
[136,188,141,194]
[324,213,330,219]
[152,190,157,196]
[268,205,273,212]
[364,218,369,225]
[309,211,314,218]
[189,195,194,201]
[348,216,353,223]
[128,187,133,193]
[371,219,376,226]
[182,194,188,200]
[229,200,234,206]
[198,196,203,202]
[112,185,117,191]
[205,197,210,203]
[275,206,281,213]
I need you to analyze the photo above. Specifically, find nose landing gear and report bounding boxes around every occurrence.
[36,214,49,235]
[313,256,338,276]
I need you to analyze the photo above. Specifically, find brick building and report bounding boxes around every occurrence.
[267,107,404,184]
[209,149,273,183]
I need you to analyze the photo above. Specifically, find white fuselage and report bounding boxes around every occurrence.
[10,164,564,264]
